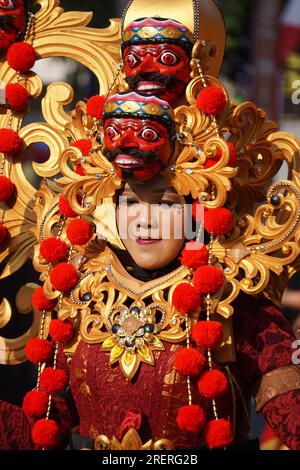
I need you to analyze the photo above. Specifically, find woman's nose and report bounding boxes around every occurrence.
[138,203,158,229]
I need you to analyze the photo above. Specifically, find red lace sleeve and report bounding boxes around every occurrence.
[233,294,296,389]
[262,390,300,450]
[233,294,300,449]
[0,400,34,450]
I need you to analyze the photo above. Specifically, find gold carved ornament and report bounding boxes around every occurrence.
[1,0,300,370]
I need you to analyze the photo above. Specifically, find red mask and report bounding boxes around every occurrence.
[123,43,191,103]
[0,0,26,51]
[103,118,173,182]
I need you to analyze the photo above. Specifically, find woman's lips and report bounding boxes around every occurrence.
[136,237,161,245]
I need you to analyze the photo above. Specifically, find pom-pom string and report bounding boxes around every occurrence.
[206,231,220,422]
[185,316,193,406]
[193,58,221,138]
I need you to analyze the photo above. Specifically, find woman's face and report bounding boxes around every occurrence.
[116,176,186,270]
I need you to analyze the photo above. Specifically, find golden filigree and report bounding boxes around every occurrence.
[94,428,175,451]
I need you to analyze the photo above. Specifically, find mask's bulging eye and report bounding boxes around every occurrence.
[106,126,119,139]
[159,51,178,66]
[141,128,159,142]
[0,0,15,10]
[125,53,140,68]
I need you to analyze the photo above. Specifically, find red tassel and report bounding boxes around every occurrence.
[174,347,206,376]
[6,83,30,112]
[192,321,223,350]
[197,369,229,399]
[204,419,234,449]
[7,42,37,73]
[73,139,92,156]
[0,175,14,202]
[86,95,106,119]
[32,286,57,312]
[58,195,78,218]
[40,237,69,263]
[179,241,209,270]
[204,208,233,236]
[193,265,225,294]
[22,390,48,419]
[31,419,60,449]
[25,338,53,364]
[66,219,94,245]
[0,129,23,155]
[196,86,227,116]
[49,320,73,344]
[176,405,206,434]
[172,283,201,315]
[0,223,8,246]
[50,263,79,292]
[40,367,68,393]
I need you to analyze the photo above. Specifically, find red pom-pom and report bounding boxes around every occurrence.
[40,237,69,263]
[32,419,60,449]
[49,320,73,344]
[192,321,223,349]
[23,390,48,419]
[25,338,53,364]
[40,367,68,393]
[198,369,228,399]
[180,242,209,270]
[32,287,57,311]
[86,95,106,119]
[6,83,30,112]
[176,405,206,434]
[172,283,201,316]
[174,348,206,376]
[66,218,94,245]
[58,195,77,218]
[73,139,92,156]
[7,42,37,73]
[0,223,8,246]
[0,175,14,202]
[204,208,233,236]
[0,129,23,155]
[50,263,79,292]
[204,419,234,449]
[196,86,227,116]
[194,265,225,294]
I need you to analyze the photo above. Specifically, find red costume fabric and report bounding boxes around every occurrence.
[0,293,299,449]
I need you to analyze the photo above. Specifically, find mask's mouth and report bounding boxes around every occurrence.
[136,81,166,95]
[114,154,147,170]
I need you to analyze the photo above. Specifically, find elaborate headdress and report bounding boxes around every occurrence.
[1,0,300,451]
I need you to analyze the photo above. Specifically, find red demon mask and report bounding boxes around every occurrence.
[122,17,194,104]
[103,92,175,182]
[0,0,26,51]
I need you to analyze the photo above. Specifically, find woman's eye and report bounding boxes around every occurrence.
[106,126,119,139]
[160,200,182,209]
[140,128,159,142]
[159,51,179,66]
[125,53,140,68]
[0,0,15,9]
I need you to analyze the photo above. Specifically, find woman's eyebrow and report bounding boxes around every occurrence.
[153,188,178,194]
